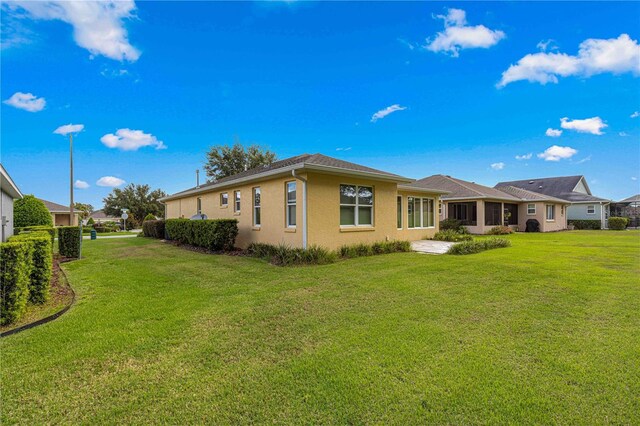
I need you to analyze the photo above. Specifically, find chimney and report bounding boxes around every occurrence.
[196,169,200,188]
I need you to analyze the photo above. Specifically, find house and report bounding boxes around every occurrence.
[90,209,120,224]
[611,194,640,217]
[160,153,447,249]
[411,175,569,233]
[1,164,23,242]
[495,176,611,229]
[38,198,80,226]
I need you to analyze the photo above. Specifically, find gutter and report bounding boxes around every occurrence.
[291,169,308,249]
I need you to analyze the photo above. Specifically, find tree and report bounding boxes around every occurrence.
[204,141,277,181]
[103,184,167,226]
[14,195,53,227]
[74,203,94,220]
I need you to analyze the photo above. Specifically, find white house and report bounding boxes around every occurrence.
[1,164,23,241]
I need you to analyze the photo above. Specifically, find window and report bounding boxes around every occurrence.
[448,202,477,226]
[197,197,202,215]
[286,182,296,227]
[407,197,435,228]
[253,187,261,226]
[504,203,519,226]
[527,203,536,215]
[587,205,595,214]
[546,205,555,221]
[340,185,373,226]
[220,192,228,206]
[438,201,442,216]
[234,191,241,212]
[484,202,502,226]
[397,196,402,229]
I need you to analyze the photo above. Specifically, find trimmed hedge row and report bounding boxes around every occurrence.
[14,225,55,246]
[9,231,53,304]
[568,219,601,230]
[608,217,628,230]
[433,230,473,242]
[142,219,166,239]
[448,237,511,255]
[58,226,82,258]
[165,219,238,251]
[0,241,33,325]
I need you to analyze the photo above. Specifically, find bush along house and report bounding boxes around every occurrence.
[160,154,447,249]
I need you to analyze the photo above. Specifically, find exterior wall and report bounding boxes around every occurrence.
[395,190,440,242]
[517,202,567,232]
[53,213,71,226]
[574,179,589,194]
[541,203,567,232]
[1,190,14,242]
[164,175,303,249]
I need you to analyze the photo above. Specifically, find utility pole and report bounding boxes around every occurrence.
[70,133,75,225]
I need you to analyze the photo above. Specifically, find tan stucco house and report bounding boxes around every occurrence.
[39,198,80,226]
[413,175,569,233]
[161,153,447,249]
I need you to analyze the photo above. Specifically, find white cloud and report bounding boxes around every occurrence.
[619,132,629,137]
[96,176,125,187]
[515,153,532,160]
[4,1,140,62]
[576,155,592,164]
[632,177,638,181]
[545,128,563,137]
[336,147,351,151]
[100,129,166,151]
[631,111,640,118]
[74,180,89,189]
[3,92,46,112]
[498,34,640,87]
[537,145,578,161]
[425,8,505,57]
[490,162,505,170]
[560,116,607,135]
[371,104,407,122]
[53,123,84,135]
[536,39,558,52]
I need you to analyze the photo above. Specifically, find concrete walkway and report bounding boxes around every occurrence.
[411,240,455,255]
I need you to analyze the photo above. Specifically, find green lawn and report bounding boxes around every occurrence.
[2,231,639,424]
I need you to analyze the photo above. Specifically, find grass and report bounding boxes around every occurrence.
[81,231,139,236]
[1,231,638,424]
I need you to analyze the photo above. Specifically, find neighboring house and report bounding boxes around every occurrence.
[495,176,611,229]
[38,198,80,226]
[90,209,120,224]
[161,153,447,249]
[611,194,640,217]
[411,175,568,234]
[1,164,23,242]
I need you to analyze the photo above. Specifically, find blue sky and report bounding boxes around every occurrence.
[2,1,639,208]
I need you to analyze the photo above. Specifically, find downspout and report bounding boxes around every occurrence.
[291,169,308,249]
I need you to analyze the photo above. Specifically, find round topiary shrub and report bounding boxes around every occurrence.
[143,213,156,222]
[14,195,53,228]
[608,217,628,230]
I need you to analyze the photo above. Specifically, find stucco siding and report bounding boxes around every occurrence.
[1,190,15,242]
[396,190,440,242]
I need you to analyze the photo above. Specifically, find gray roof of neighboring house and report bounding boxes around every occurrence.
[496,185,568,203]
[407,175,521,201]
[618,194,640,203]
[495,175,610,203]
[90,209,119,219]
[1,164,23,199]
[162,153,412,201]
[38,198,75,213]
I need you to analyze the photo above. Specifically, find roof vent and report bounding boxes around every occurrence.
[528,180,534,184]
[539,185,543,189]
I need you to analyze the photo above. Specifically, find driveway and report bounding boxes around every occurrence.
[411,240,455,254]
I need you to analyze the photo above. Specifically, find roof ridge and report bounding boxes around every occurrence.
[444,175,485,197]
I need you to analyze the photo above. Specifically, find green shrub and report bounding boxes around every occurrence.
[9,231,52,304]
[568,219,601,230]
[486,225,513,235]
[608,217,628,230]
[433,230,474,242]
[247,243,337,266]
[143,213,156,222]
[58,226,82,258]
[16,225,55,246]
[14,195,53,228]
[448,237,511,255]
[338,240,411,259]
[165,219,238,251]
[142,219,166,238]
[0,241,33,325]
[87,217,95,225]
[440,218,463,231]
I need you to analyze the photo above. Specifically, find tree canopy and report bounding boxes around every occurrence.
[204,142,277,181]
[14,195,53,228]
[103,184,167,225]
[74,203,94,220]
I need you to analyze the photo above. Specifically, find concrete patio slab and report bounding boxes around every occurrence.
[411,240,455,255]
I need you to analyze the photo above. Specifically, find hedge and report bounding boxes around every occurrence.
[14,195,53,227]
[448,238,511,255]
[9,231,53,304]
[608,217,628,230]
[165,219,238,251]
[0,241,33,325]
[15,225,55,246]
[142,219,166,239]
[568,219,601,230]
[433,230,473,242]
[58,226,82,258]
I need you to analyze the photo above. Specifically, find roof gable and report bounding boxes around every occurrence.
[408,175,520,201]
[494,175,611,203]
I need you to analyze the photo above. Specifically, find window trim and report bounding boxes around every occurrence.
[546,204,555,222]
[586,205,596,215]
[220,192,228,207]
[339,184,374,228]
[253,187,261,227]
[407,196,435,229]
[286,181,296,228]
[233,190,241,213]
[527,203,536,215]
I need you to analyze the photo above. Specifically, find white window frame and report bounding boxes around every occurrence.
[527,203,536,215]
[253,187,261,227]
[586,205,596,214]
[546,204,555,221]
[234,191,241,213]
[407,197,435,229]
[286,181,296,228]
[220,192,228,206]
[339,184,374,227]
[397,195,402,229]
[197,197,202,215]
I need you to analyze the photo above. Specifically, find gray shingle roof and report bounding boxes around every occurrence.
[496,185,568,203]
[618,194,640,203]
[90,209,119,219]
[406,175,521,201]
[495,175,609,202]
[38,198,71,213]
